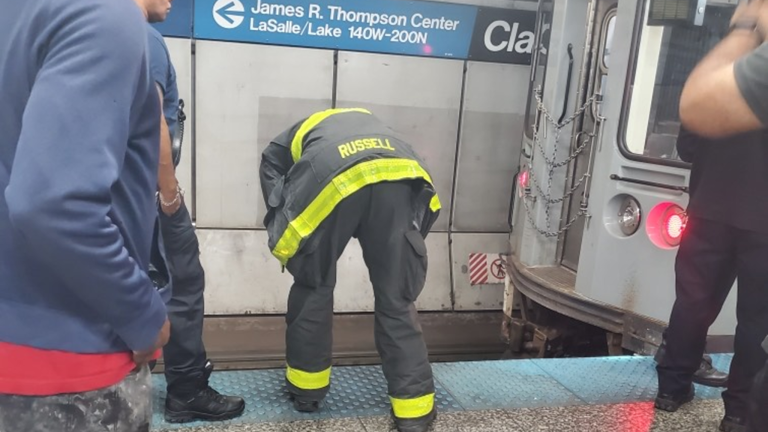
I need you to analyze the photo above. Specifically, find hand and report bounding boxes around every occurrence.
[132,318,170,366]
[731,0,763,27]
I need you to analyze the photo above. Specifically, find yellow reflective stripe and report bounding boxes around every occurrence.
[271,158,440,265]
[390,393,435,419]
[286,365,331,390]
[429,194,441,212]
[290,108,372,163]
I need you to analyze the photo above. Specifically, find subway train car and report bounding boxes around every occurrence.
[504,0,740,357]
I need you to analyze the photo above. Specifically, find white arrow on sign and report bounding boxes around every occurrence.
[212,0,245,29]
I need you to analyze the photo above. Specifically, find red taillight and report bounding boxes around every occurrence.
[517,169,530,197]
[666,213,685,239]
[519,170,529,188]
[646,202,687,249]
[661,205,686,247]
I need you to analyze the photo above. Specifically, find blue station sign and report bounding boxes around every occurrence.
[196,0,479,59]
[155,0,537,65]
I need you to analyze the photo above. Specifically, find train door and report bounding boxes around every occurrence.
[559,0,617,271]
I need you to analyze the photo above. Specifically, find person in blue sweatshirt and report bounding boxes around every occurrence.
[136,0,246,422]
[0,0,171,430]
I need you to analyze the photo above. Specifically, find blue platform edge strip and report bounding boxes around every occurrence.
[151,354,733,430]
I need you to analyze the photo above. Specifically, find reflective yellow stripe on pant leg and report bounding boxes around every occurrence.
[390,393,435,419]
[286,365,332,390]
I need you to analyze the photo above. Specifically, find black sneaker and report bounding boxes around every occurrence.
[719,415,747,432]
[164,360,245,423]
[164,386,245,423]
[654,385,695,412]
[393,408,437,432]
[693,354,728,388]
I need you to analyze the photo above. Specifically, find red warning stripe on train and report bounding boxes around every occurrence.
[469,253,488,285]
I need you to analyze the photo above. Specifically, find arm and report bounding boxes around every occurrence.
[147,34,182,215]
[679,2,766,137]
[259,141,294,207]
[4,2,167,352]
[259,124,301,207]
[156,84,181,215]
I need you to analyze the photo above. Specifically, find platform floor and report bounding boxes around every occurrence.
[152,354,733,432]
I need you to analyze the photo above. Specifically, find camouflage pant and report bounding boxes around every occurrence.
[0,365,152,432]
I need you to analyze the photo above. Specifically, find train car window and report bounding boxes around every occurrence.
[619,1,732,165]
[523,3,553,139]
[601,15,616,70]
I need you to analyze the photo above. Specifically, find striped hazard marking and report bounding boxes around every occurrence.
[469,253,488,285]
[468,253,506,286]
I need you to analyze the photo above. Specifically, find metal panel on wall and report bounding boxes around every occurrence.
[452,62,529,232]
[335,52,465,232]
[198,230,293,314]
[333,234,452,312]
[164,38,194,210]
[452,233,510,310]
[194,41,333,228]
[198,230,451,314]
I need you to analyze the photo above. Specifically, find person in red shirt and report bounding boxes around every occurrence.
[0,0,170,430]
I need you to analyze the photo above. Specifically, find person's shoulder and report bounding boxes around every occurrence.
[736,44,768,80]
[37,0,146,70]
[146,24,170,49]
[146,24,171,60]
[146,24,166,44]
[67,0,145,34]
[52,0,146,57]
[735,44,768,125]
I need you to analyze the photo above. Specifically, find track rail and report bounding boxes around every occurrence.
[152,311,510,371]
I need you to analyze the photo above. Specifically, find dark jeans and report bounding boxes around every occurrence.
[657,217,768,418]
[158,201,207,396]
[0,366,152,432]
[748,336,768,431]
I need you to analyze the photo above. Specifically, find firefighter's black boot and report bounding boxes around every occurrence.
[289,394,321,413]
[393,408,437,432]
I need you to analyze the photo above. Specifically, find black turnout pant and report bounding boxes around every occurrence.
[283,181,435,419]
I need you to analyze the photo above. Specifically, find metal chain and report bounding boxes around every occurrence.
[527,131,593,205]
[522,197,589,238]
[529,171,590,205]
[521,86,596,238]
[535,129,592,168]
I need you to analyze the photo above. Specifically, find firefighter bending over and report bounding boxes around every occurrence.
[259,108,440,432]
